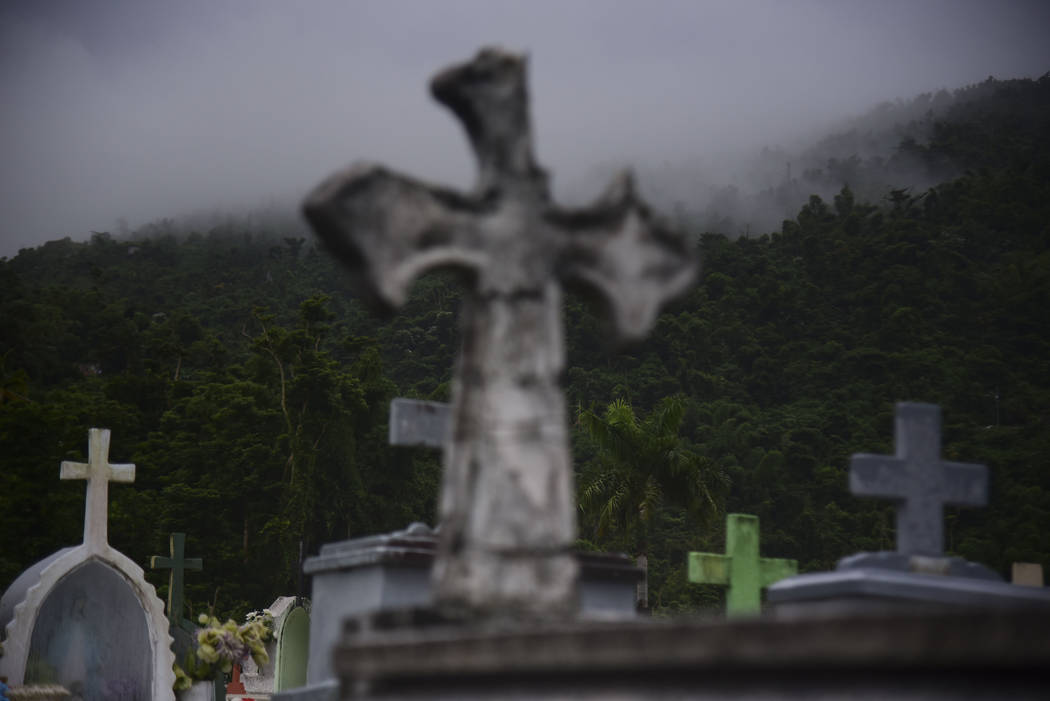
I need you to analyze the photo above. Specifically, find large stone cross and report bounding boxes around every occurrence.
[60,427,135,551]
[688,513,797,616]
[151,532,203,630]
[304,48,696,616]
[850,402,988,557]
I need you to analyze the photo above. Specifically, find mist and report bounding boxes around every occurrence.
[2,0,1048,257]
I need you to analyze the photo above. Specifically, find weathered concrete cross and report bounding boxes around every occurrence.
[688,513,797,616]
[850,402,988,557]
[304,48,696,616]
[389,397,451,449]
[60,427,135,552]
[151,532,203,630]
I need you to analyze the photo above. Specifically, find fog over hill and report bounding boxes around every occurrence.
[2,0,1048,257]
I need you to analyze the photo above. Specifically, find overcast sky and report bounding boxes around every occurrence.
[1,0,1048,257]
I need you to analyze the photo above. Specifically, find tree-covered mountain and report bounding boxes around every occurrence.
[2,73,1048,618]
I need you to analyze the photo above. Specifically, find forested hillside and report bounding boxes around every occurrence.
[2,74,1048,617]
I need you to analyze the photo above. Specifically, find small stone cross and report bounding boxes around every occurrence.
[688,513,797,616]
[850,402,988,557]
[151,532,203,630]
[304,48,696,616]
[60,427,135,550]
[389,397,451,449]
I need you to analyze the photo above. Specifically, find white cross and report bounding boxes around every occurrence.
[60,428,135,549]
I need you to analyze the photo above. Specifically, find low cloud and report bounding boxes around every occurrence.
[2,0,1048,256]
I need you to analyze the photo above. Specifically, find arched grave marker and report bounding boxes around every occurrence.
[0,429,175,700]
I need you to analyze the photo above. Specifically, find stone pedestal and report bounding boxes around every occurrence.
[767,551,1050,616]
[330,609,1050,699]
[273,524,642,701]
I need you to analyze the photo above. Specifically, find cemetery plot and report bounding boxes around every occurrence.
[0,429,175,700]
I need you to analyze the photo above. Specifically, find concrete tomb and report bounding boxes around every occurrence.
[768,402,1050,612]
[0,428,175,700]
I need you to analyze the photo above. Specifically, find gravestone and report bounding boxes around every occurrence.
[150,532,202,658]
[0,428,176,699]
[768,403,1050,613]
[688,513,797,616]
[303,46,696,618]
[239,596,311,697]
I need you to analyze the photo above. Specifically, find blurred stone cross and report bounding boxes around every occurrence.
[151,532,203,631]
[303,47,696,617]
[60,427,135,552]
[688,513,797,616]
[850,402,988,557]
[389,398,451,449]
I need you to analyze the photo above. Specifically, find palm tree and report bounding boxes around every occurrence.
[577,396,725,553]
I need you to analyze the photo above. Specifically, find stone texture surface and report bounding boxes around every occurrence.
[303,47,695,617]
[332,610,1050,699]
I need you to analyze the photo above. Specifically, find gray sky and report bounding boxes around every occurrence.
[2,0,1048,257]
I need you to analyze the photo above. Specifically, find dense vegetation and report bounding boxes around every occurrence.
[2,74,1048,618]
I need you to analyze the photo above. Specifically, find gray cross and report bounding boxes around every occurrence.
[850,402,988,557]
[303,48,696,616]
[389,398,450,449]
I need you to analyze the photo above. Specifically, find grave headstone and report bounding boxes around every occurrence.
[303,46,696,618]
[239,596,311,698]
[768,403,1050,613]
[688,513,797,616]
[0,428,176,700]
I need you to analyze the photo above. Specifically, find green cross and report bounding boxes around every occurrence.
[151,532,202,631]
[688,513,797,616]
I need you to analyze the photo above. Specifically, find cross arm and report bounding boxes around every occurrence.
[849,454,907,500]
[303,164,488,311]
[759,557,798,587]
[551,172,697,341]
[942,460,988,508]
[688,551,730,585]
[150,556,203,570]
[60,460,135,482]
